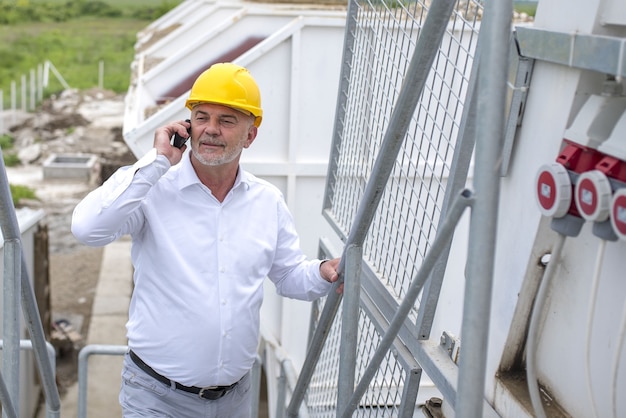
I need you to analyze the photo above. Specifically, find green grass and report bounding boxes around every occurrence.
[0,133,20,167]
[514,1,537,16]
[0,1,184,104]
[9,183,38,206]
[0,18,148,95]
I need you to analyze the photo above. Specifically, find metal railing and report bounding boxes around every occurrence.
[0,60,70,134]
[0,148,61,417]
[286,0,513,416]
[76,344,263,418]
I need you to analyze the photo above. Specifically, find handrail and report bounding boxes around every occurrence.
[0,147,61,417]
[77,344,129,418]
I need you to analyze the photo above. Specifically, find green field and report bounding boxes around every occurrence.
[513,1,538,16]
[0,0,185,104]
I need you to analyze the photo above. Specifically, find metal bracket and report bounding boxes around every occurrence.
[440,331,461,365]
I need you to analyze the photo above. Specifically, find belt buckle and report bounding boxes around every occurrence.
[198,386,224,401]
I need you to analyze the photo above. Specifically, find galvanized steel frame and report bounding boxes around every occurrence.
[289,0,512,416]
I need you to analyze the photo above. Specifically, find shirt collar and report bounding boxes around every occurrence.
[177,150,251,191]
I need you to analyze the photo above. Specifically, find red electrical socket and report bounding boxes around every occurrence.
[554,140,606,217]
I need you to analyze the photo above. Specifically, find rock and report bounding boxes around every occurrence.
[18,143,42,164]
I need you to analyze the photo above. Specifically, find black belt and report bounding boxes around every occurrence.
[128,350,238,400]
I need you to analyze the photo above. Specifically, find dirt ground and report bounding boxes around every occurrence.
[50,242,103,393]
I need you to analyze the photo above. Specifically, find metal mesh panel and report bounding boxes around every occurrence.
[308,0,483,414]
[308,303,407,417]
[328,0,481,303]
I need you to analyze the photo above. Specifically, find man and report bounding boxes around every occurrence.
[71,62,341,417]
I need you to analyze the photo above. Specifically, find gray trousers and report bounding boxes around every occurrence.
[119,353,252,417]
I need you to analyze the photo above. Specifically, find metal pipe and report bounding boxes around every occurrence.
[340,190,474,418]
[0,340,57,418]
[276,361,287,418]
[455,0,512,416]
[2,239,20,418]
[20,255,61,417]
[337,244,362,412]
[288,0,459,414]
[322,0,359,214]
[0,147,22,418]
[77,344,128,418]
[283,360,310,418]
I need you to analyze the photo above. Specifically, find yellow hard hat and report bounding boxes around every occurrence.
[185,63,263,127]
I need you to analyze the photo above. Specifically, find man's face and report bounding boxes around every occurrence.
[189,103,257,167]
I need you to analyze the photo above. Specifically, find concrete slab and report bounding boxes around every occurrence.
[42,153,99,182]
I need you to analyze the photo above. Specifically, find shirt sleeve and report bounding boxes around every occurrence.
[71,148,171,247]
[267,198,332,301]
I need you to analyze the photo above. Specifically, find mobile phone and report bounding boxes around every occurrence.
[172,119,191,148]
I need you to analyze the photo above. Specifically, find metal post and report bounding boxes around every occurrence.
[20,75,26,112]
[397,368,422,418]
[1,150,21,418]
[10,81,16,125]
[340,190,474,418]
[20,256,61,418]
[322,0,359,214]
[30,69,36,110]
[1,89,4,134]
[455,0,512,416]
[276,362,287,418]
[98,60,104,90]
[37,64,43,102]
[337,244,362,412]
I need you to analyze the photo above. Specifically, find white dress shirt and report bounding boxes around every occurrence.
[71,149,331,387]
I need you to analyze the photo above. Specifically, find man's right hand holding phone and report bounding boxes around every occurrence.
[154,119,191,166]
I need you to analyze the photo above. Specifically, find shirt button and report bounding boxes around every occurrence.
[220,267,226,273]
[222,300,227,305]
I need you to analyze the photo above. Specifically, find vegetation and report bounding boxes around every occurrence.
[0,0,184,103]
[514,1,537,17]
[0,133,20,167]
[9,183,37,206]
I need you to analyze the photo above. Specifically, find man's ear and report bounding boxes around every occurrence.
[244,126,258,148]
